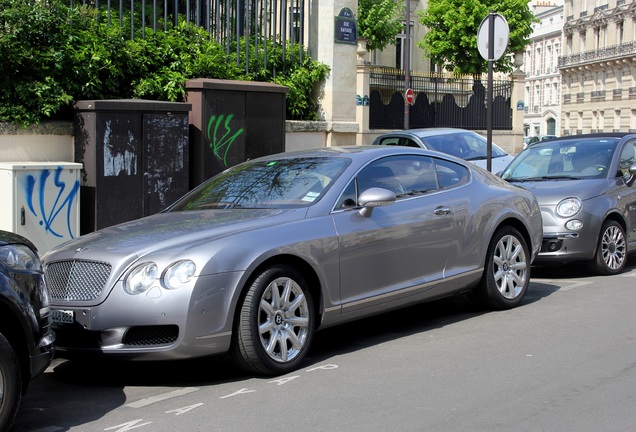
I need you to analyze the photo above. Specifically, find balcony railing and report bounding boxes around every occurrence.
[559,41,636,67]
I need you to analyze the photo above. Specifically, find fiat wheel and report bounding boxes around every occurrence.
[592,220,626,275]
[232,265,315,375]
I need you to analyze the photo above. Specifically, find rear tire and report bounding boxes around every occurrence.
[472,226,530,310]
[231,265,315,375]
[592,220,626,275]
[0,332,22,432]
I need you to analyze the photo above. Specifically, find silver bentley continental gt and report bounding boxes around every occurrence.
[43,146,542,375]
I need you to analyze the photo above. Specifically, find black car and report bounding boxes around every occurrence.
[0,230,55,431]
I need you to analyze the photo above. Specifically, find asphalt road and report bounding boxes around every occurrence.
[11,256,636,432]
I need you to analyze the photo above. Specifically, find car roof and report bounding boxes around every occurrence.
[380,128,478,138]
[544,133,634,141]
[258,145,448,159]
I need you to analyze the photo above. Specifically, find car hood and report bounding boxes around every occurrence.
[510,179,608,204]
[44,208,305,261]
[471,155,514,173]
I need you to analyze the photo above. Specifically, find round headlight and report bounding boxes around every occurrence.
[556,197,581,218]
[565,219,583,231]
[163,260,196,289]
[124,262,158,295]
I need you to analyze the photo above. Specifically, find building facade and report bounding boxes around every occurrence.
[560,0,636,134]
[523,1,564,139]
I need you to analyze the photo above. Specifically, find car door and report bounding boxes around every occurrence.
[331,154,460,315]
[617,139,636,247]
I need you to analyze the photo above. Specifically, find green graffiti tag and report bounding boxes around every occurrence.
[207,114,244,166]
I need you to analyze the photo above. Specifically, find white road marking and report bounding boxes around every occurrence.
[125,387,199,408]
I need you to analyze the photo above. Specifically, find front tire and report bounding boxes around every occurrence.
[592,220,626,275]
[0,332,22,432]
[231,265,315,375]
[473,226,530,310]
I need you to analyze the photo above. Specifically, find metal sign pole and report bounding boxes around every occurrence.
[487,11,494,172]
[404,1,411,130]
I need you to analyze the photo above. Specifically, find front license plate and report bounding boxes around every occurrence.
[52,309,74,324]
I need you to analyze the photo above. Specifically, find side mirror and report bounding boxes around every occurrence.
[358,187,396,217]
[626,162,636,187]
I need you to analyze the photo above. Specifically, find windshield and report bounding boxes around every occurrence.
[501,138,619,182]
[169,157,350,210]
[424,132,508,160]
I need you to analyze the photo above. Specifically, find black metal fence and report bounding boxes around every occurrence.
[369,67,513,130]
[63,0,312,75]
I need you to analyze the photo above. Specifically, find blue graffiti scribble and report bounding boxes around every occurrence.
[24,167,80,239]
[207,114,244,166]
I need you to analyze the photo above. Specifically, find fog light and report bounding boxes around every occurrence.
[565,219,583,230]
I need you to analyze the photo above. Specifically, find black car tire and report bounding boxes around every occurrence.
[232,265,315,375]
[0,332,22,432]
[472,226,530,310]
[592,220,627,275]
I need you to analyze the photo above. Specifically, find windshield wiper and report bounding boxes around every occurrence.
[507,175,583,182]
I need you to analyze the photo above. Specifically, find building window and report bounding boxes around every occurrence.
[395,22,413,70]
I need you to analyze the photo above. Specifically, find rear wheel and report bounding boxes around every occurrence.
[231,265,315,375]
[592,220,626,275]
[472,226,530,310]
[0,332,22,432]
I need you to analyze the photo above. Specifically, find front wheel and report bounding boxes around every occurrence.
[592,220,626,275]
[231,265,315,375]
[0,332,22,432]
[472,226,530,310]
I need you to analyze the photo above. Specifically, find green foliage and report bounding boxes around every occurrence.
[417,0,536,75]
[358,0,405,51]
[0,0,328,125]
[228,38,330,121]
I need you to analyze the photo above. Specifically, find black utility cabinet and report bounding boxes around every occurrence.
[186,79,288,187]
[74,99,191,234]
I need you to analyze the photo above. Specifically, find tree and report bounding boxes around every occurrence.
[417,0,536,75]
[357,0,405,51]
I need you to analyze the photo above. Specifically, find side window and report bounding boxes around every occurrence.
[377,137,399,146]
[399,138,423,148]
[434,158,470,188]
[335,155,439,209]
[618,140,636,177]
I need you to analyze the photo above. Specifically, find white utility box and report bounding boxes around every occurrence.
[0,162,82,253]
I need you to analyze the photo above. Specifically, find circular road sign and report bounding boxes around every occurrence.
[477,13,509,61]
[405,88,415,105]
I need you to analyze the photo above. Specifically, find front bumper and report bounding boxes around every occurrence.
[51,271,244,360]
[534,231,597,263]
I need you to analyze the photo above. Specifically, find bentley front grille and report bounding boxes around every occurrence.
[45,260,112,302]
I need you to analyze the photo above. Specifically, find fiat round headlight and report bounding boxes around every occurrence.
[124,262,158,295]
[163,260,196,289]
[556,197,581,218]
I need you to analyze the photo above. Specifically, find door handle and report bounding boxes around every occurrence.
[434,206,452,215]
